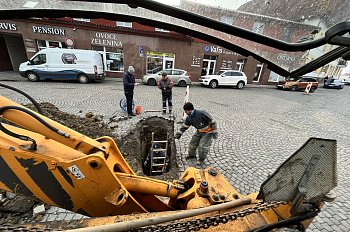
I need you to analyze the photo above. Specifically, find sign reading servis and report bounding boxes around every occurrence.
[0,22,17,31]
[32,26,65,35]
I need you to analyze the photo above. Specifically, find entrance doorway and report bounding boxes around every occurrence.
[0,34,27,71]
[201,55,217,76]
[0,35,13,71]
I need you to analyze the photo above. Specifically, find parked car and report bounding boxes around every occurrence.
[142,69,191,87]
[19,48,105,83]
[342,79,350,85]
[276,76,303,89]
[324,79,344,89]
[199,70,247,89]
[277,77,318,92]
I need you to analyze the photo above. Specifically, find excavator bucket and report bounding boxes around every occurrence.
[258,138,337,213]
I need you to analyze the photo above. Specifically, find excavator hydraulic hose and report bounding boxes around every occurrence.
[64,197,251,232]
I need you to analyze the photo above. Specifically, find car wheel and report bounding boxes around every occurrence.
[26,71,39,82]
[292,85,298,91]
[178,80,187,87]
[147,78,157,86]
[236,81,245,89]
[78,74,89,84]
[209,80,218,89]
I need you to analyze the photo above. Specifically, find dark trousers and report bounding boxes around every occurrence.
[125,91,134,115]
[162,94,173,113]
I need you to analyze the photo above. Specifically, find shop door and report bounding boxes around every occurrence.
[164,59,174,69]
[0,35,13,71]
[201,59,216,76]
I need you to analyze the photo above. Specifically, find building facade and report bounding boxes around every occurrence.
[0,8,318,84]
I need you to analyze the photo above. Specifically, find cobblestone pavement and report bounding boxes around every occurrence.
[1,73,350,231]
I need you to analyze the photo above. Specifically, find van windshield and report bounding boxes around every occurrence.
[30,54,46,65]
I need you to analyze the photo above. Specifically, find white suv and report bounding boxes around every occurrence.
[200,70,247,89]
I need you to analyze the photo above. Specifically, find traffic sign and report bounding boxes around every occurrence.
[139,45,144,54]
[65,37,75,47]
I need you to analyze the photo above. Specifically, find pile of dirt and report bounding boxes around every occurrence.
[24,102,179,180]
[0,102,179,225]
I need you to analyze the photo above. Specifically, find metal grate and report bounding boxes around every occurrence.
[258,138,337,204]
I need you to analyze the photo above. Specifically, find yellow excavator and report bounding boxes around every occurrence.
[0,83,337,232]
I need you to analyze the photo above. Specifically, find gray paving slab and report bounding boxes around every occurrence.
[1,72,349,231]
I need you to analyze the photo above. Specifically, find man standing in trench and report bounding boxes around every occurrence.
[174,102,218,167]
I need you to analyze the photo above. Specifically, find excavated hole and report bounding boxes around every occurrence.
[116,116,179,178]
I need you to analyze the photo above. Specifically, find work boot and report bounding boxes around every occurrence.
[196,160,205,168]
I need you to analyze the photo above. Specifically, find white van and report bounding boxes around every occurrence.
[19,48,105,83]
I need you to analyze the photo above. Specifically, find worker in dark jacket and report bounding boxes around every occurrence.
[174,102,218,166]
[123,66,139,118]
[158,72,173,114]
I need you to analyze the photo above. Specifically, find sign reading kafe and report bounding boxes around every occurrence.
[204,45,236,55]
[32,26,65,35]
[0,22,17,31]
[91,32,123,47]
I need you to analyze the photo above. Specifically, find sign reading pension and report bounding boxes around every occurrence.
[32,26,65,35]
[91,32,123,47]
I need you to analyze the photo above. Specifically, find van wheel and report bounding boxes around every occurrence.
[147,78,156,86]
[209,80,218,89]
[292,85,298,91]
[26,72,39,82]
[237,81,245,89]
[78,74,89,84]
[178,80,187,87]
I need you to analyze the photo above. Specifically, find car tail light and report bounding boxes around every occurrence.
[93,65,97,74]
[188,73,192,80]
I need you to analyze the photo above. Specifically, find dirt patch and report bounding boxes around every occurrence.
[0,102,179,225]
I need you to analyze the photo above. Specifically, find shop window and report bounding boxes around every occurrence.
[117,21,132,28]
[253,63,264,82]
[31,54,46,65]
[37,39,67,50]
[220,59,233,70]
[236,59,245,71]
[203,55,217,60]
[147,51,175,73]
[92,45,124,72]
[191,55,201,67]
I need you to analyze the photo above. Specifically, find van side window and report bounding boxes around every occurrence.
[31,54,47,65]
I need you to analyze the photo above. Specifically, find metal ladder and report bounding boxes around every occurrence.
[149,132,168,175]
